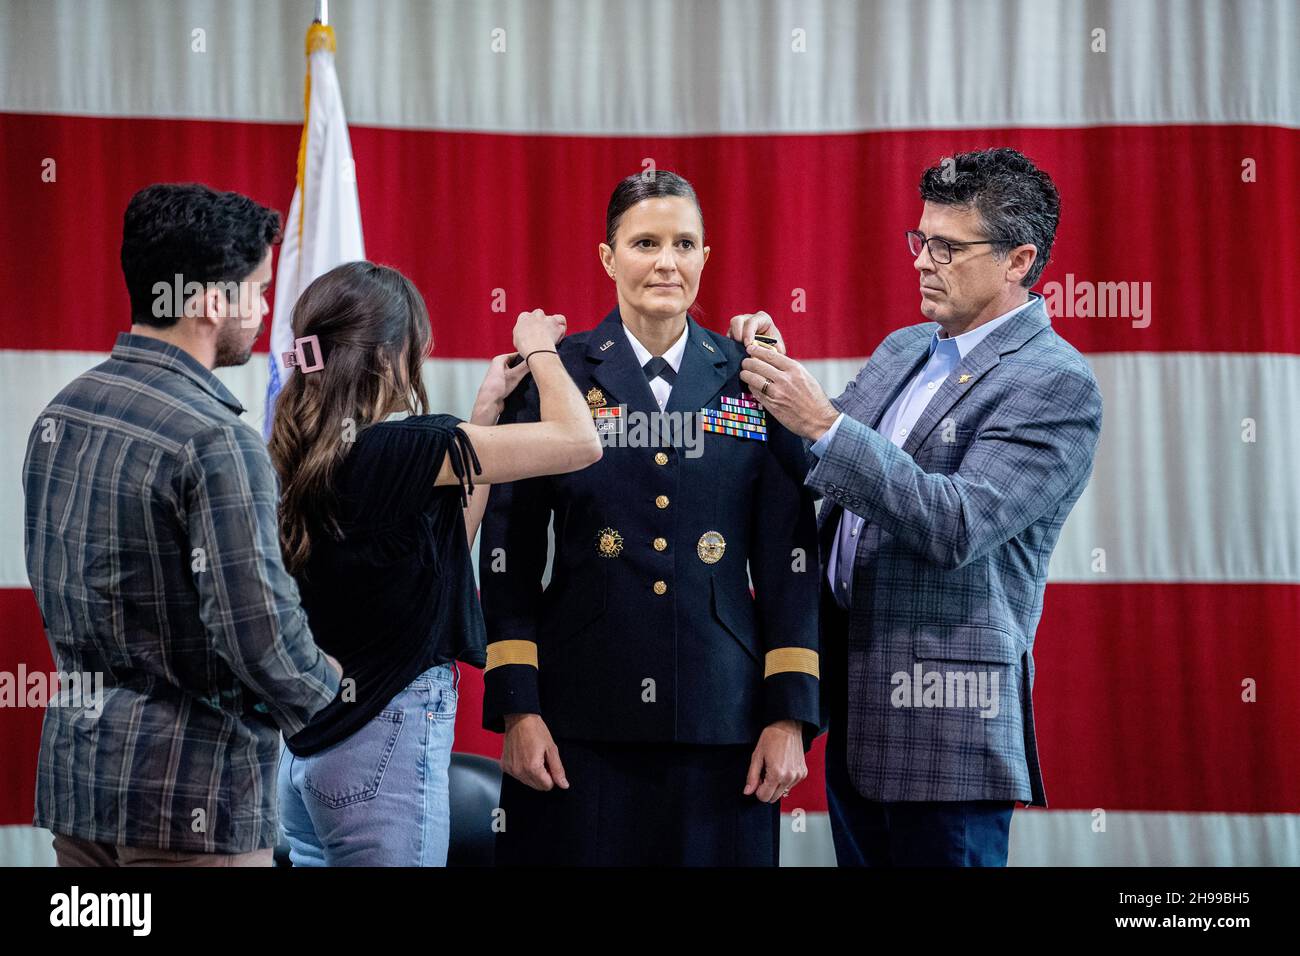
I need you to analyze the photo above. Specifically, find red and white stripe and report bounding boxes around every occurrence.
[2,0,1297,866]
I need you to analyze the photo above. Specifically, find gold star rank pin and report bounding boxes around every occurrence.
[586,387,607,409]
[957,373,972,384]
[697,531,726,564]
[597,528,624,557]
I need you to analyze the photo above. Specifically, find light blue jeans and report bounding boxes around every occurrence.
[277,662,459,866]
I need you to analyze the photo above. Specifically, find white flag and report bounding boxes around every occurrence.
[264,21,364,437]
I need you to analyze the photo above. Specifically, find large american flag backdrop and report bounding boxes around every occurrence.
[1,0,1296,866]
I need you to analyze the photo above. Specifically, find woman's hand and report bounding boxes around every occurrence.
[512,308,567,358]
[744,719,808,803]
[501,713,570,791]
[471,352,530,425]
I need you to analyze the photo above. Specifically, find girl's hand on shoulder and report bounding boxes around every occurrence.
[471,352,530,425]
[512,308,567,357]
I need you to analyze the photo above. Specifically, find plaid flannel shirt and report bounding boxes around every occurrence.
[22,332,339,853]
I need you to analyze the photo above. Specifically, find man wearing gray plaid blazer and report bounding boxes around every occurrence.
[732,148,1102,865]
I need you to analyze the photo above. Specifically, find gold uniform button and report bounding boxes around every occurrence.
[654,452,669,465]
[653,580,668,595]
[653,537,668,552]
[655,495,670,509]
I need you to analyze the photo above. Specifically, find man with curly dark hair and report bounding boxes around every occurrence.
[731,148,1102,866]
[22,183,341,866]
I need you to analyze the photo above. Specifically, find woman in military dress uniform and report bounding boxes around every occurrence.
[479,171,821,866]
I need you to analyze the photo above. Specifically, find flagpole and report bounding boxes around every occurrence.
[266,0,354,438]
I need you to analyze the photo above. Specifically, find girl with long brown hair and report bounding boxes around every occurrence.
[268,260,599,866]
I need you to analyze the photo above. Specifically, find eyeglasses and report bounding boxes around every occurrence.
[906,230,1011,265]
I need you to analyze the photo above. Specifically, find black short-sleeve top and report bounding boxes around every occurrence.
[285,413,485,756]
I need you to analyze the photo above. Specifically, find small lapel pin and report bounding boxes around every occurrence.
[957,373,972,384]
[599,339,615,352]
[701,339,715,353]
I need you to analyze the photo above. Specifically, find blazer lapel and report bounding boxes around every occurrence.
[664,317,729,415]
[849,336,933,430]
[900,294,1053,457]
[900,347,999,457]
[585,308,660,417]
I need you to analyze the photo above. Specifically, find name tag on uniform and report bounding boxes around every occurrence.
[701,395,767,441]
[592,404,624,434]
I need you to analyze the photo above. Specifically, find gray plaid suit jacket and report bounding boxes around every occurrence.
[805,294,1102,806]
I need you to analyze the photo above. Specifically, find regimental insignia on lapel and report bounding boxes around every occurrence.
[586,387,607,409]
[700,338,715,353]
[957,373,972,384]
[701,394,768,441]
[599,339,615,352]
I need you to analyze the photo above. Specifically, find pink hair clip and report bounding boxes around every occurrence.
[283,334,325,373]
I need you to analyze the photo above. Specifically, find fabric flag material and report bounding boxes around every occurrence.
[264,21,364,437]
[1,0,1297,867]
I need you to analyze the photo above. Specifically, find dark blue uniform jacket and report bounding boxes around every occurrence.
[480,308,821,745]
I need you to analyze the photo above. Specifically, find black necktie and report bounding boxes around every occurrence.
[642,357,677,385]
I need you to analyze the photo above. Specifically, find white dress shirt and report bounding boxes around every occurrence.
[622,321,690,409]
[812,298,1036,608]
